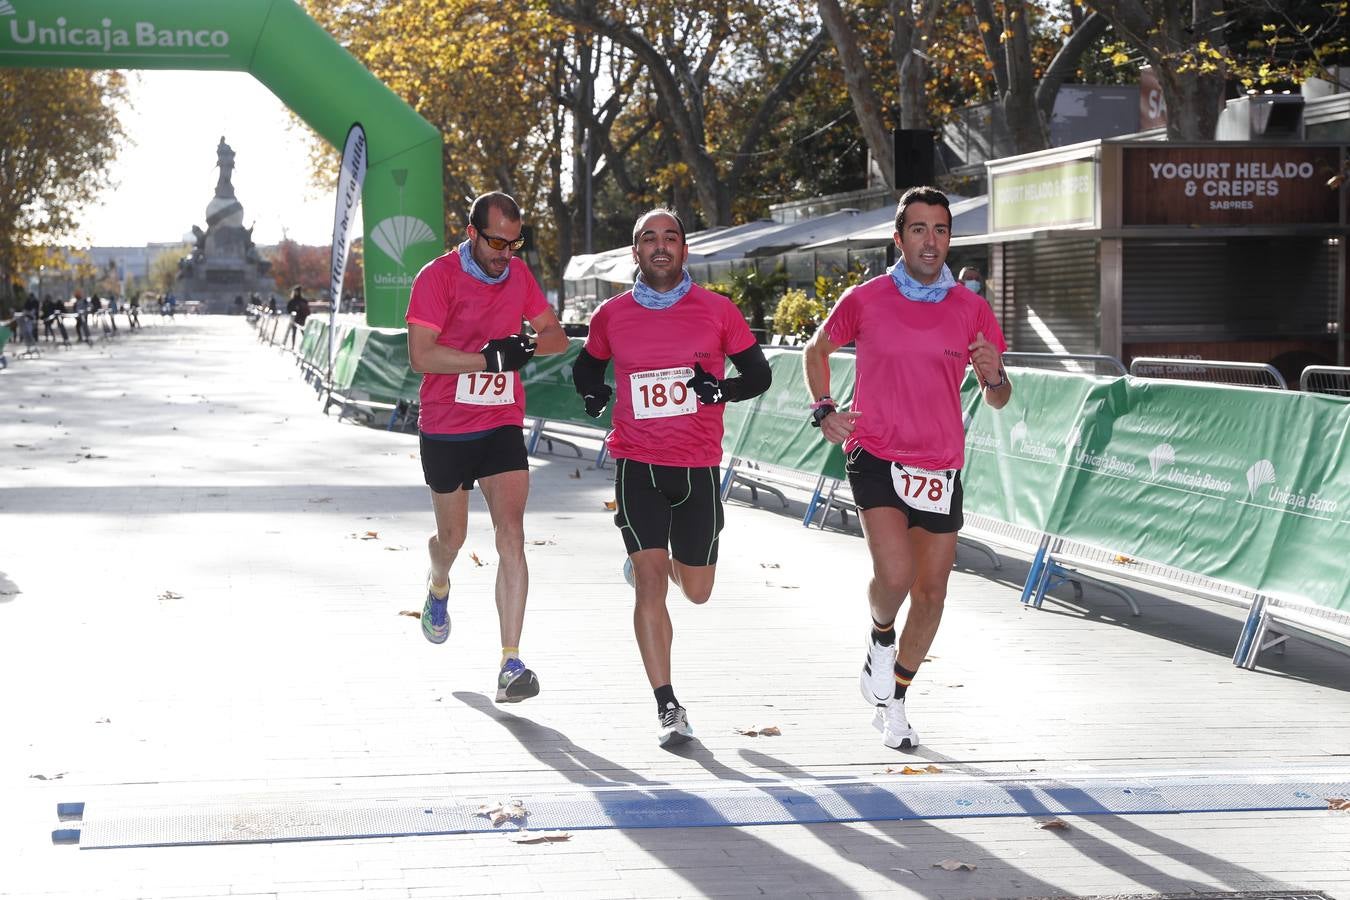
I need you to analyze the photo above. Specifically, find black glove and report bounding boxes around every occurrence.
[481,333,535,372]
[582,383,613,418]
[685,362,726,405]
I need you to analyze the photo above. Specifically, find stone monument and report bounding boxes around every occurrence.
[173,137,277,312]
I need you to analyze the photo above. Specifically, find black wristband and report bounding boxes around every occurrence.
[810,403,835,428]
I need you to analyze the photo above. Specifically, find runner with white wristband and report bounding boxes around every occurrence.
[803,186,1011,750]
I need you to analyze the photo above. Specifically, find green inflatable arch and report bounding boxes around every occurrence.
[0,0,444,327]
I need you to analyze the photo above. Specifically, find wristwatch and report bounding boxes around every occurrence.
[810,401,836,428]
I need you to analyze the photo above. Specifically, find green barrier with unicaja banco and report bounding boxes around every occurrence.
[961,366,1350,664]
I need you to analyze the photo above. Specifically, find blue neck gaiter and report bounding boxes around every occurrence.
[458,240,510,286]
[632,269,693,310]
[888,259,956,303]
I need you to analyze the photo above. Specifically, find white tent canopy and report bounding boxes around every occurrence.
[800,195,988,251]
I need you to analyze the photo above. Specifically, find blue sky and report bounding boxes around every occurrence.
[80,69,352,248]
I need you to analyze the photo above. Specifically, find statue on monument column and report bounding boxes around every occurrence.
[215,136,236,199]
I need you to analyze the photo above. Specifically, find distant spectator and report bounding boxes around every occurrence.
[128,294,141,329]
[957,266,983,297]
[74,292,91,343]
[40,295,68,344]
[285,285,311,349]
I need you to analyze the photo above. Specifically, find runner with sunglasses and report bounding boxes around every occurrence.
[406,191,568,703]
[571,208,772,747]
[803,186,1010,751]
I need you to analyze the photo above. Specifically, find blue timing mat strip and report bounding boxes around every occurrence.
[70,769,1350,849]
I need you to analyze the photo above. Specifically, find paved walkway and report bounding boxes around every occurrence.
[2,317,1348,899]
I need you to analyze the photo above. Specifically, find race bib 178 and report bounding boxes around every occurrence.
[890,463,954,515]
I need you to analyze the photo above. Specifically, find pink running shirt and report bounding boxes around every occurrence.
[822,275,1006,470]
[405,250,549,434]
[584,284,756,468]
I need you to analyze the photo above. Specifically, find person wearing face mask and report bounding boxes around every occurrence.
[958,266,984,297]
[570,208,772,748]
[405,191,569,704]
[803,186,1011,752]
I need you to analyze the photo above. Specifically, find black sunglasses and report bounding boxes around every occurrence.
[478,231,526,252]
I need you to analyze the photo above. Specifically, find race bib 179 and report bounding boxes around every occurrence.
[455,371,516,406]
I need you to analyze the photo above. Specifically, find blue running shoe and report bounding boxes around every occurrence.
[421,582,449,645]
[495,657,540,703]
[623,557,635,588]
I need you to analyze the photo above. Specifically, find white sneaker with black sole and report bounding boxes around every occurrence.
[860,638,897,707]
[872,697,920,749]
[658,703,694,747]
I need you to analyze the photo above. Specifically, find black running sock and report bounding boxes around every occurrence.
[654,684,679,714]
[894,663,918,699]
[870,616,896,647]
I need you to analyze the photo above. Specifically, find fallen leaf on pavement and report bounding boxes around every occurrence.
[158,590,183,600]
[29,773,66,780]
[933,859,977,871]
[759,562,780,569]
[1114,554,1134,564]
[883,764,942,775]
[470,552,485,566]
[1037,818,1070,829]
[477,800,528,826]
[360,531,380,540]
[508,829,570,844]
[734,725,781,737]
[603,500,617,511]
[308,497,333,504]
[569,468,581,479]
[398,610,422,619]
[383,545,408,552]
[1328,798,1350,810]
[530,540,556,546]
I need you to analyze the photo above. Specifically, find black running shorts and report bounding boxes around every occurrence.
[845,446,964,533]
[613,458,724,567]
[419,426,528,493]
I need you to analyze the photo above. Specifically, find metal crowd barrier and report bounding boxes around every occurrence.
[1128,357,1288,389]
[1299,365,1350,398]
[1003,352,1126,376]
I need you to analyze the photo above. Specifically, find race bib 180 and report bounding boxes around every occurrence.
[629,366,697,420]
[890,463,954,515]
[455,371,516,406]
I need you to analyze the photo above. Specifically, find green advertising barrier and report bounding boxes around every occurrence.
[347,329,421,406]
[518,338,613,431]
[962,368,1104,531]
[1044,380,1350,612]
[304,319,331,371]
[724,350,854,480]
[0,0,444,328]
[328,327,368,394]
[297,317,323,363]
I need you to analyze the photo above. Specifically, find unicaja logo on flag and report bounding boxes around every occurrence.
[371,215,435,267]
[0,2,16,16]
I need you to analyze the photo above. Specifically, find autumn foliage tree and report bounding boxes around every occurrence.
[0,68,126,308]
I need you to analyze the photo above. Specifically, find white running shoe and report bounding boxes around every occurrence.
[872,697,920,749]
[860,638,897,707]
[658,703,694,747]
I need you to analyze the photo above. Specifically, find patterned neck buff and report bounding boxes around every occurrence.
[458,240,510,286]
[632,269,693,310]
[888,259,956,303]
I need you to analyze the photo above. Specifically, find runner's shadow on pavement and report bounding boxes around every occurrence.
[453,690,865,898]
[830,745,1275,898]
[735,747,1074,898]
